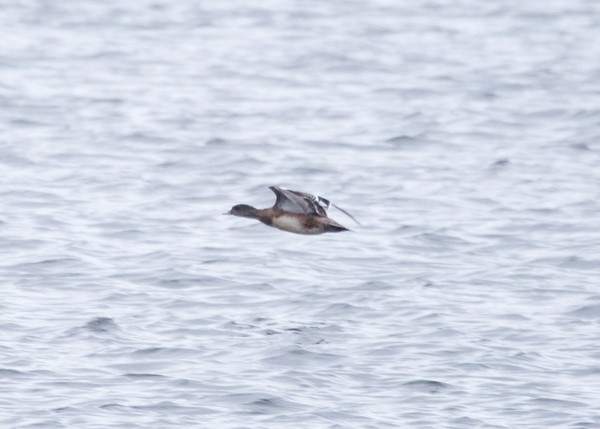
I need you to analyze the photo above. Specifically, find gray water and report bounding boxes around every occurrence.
[2,1,600,428]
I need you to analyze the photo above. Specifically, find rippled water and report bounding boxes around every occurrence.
[2,1,600,428]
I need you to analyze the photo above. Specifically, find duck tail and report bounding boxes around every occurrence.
[325,222,351,233]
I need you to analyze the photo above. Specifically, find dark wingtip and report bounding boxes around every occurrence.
[269,186,281,194]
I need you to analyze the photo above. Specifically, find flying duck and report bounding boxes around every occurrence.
[225,186,359,235]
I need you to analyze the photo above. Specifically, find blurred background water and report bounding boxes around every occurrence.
[1,0,600,428]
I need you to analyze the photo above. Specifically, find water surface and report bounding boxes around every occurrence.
[2,1,600,428]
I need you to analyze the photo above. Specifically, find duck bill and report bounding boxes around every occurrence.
[223,210,232,215]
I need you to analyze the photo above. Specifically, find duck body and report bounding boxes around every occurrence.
[263,208,349,235]
[225,186,356,235]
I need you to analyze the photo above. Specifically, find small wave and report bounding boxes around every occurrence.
[567,304,600,319]
[0,368,30,378]
[404,379,452,393]
[83,317,119,333]
[263,345,343,366]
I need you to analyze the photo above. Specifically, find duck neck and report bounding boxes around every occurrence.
[255,208,277,226]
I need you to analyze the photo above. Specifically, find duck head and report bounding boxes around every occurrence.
[224,204,259,218]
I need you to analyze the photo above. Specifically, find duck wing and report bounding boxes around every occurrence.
[269,186,360,224]
[286,189,331,216]
[269,186,327,216]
